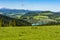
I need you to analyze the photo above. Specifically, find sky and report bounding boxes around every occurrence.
[0,0,60,11]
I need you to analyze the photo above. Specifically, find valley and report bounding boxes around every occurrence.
[0,8,60,26]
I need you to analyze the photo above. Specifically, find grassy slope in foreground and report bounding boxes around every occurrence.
[0,25,60,40]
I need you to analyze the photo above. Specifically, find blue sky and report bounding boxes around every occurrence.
[0,0,60,11]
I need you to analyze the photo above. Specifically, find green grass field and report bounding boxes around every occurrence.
[1,25,60,40]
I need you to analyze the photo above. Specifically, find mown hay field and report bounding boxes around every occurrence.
[1,25,60,40]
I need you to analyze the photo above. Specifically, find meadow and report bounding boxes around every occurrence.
[1,25,60,40]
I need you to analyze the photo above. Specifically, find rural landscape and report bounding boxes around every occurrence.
[0,8,60,40]
[0,0,60,40]
[0,8,60,26]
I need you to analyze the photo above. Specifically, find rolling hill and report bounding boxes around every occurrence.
[0,8,60,26]
[21,11,60,26]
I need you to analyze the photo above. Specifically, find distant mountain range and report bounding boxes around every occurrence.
[0,8,29,14]
[0,8,31,18]
[0,8,41,18]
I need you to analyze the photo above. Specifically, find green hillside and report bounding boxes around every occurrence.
[21,11,60,26]
[1,25,60,40]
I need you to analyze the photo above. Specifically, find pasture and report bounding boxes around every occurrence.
[1,25,60,40]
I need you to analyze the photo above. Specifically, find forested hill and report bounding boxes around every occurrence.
[0,14,31,27]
